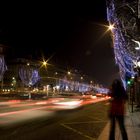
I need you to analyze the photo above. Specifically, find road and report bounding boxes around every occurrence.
[0,96,110,140]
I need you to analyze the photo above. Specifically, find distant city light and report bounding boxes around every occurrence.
[80,76,83,80]
[27,63,30,66]
[67,71,71,75]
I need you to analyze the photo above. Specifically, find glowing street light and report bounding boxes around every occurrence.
[42,61,47,66]
[108,24,115,31]
[41,60,49,69]
[67,71,71,75]
[27,63,30,66]
[80,76,83,80]
[39,60,48,69]
[40,54,54,69]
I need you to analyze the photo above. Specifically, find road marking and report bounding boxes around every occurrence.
[60,123,96,140]
[88,116,105,121]
[63,120,107,125]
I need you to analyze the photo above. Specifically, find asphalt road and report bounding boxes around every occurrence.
[0,97,110,140]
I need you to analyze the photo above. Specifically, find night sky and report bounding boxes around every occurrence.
[0,1,119,87]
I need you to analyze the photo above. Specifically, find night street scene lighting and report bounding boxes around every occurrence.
[0,0,139,139]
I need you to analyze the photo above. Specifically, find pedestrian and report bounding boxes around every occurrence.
[108,79,128,140]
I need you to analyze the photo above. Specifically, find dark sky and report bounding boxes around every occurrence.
[0,1,119,87]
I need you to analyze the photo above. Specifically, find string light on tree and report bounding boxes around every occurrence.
[106,0,139,87]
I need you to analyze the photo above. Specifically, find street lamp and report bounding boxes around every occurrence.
[107,24,115,31]
[67,71,71,75]
[42,61,47,67]
[80,76,83,80]
[54,72,58,88]
[12,77,15,80]
[90,80,93,84]
[40,60,49,69]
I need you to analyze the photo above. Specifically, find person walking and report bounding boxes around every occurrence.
[108,79,128,140]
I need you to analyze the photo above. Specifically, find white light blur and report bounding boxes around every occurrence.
[80,76,83,80]
[27,63,30,66]
[67,71,71,75]
[56,85,60,90]
[135,47,140,50]
[65,86,69,91]
[91,96,97,99]
[132,39,140,50]
[131,76,135,79]
[137,61,140,67]
[35,101,47,105]
[54,100,82,106]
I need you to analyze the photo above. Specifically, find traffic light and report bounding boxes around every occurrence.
[127,80,131,85]
[126,79,134,86]
[125,74,134,86]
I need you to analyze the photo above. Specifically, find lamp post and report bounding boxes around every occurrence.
[54,72,58,94]
[67,71,71,91]
[133,59,140,108]
[39,59,48,92]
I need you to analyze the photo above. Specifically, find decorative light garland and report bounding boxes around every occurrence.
[106,0,139,87]
[58,78,109,93]
[0,55,7,81]
[19,66,40,86]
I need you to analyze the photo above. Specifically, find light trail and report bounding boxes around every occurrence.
[0,106,53,117]
[0,97,109,118]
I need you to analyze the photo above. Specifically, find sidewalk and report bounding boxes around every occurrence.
[98,105,140,140]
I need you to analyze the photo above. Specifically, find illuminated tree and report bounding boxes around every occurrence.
[0,55,7,81]
[19,66,40,86]
[106,0,140,87]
